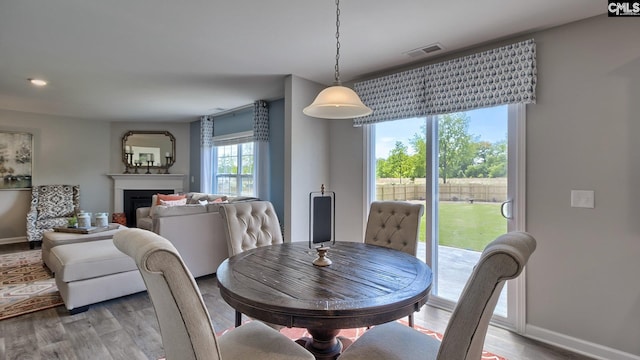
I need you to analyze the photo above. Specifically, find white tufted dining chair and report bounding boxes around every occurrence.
[218,201,283,327]
[113,228,314,360]
[364,201,424,326]
[339,231,537,360]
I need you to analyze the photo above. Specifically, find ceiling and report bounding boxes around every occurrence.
[0,1,604,122]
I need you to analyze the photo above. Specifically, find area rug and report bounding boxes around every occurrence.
[0,249,63,320]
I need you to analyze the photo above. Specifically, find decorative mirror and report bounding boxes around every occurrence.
[122,131,175,173]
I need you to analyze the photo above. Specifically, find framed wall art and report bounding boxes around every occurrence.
[0,131,33,190]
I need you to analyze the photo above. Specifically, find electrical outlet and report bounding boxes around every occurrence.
[571,190,594,208]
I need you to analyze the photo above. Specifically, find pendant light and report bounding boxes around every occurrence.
[303,0,372,119]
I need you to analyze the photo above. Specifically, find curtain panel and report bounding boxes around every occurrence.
[352,39,536,126]
[200,115,214,147]
[200,116,214,193]
[253,100,269,142]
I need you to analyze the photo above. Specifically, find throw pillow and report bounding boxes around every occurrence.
[151,194,186,217]
[160,198,187,206]
[156,193,186,205]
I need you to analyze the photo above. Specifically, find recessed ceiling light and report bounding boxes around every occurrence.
[28,78,47,86]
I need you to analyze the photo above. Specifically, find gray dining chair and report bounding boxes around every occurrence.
[364,201,424,326]
[339,231,536,360]
[113,228,314,360]
[218,201,283,327]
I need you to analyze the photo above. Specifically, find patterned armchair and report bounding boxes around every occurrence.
[26,185,80,248]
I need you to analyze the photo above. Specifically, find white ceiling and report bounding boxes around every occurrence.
[0,1,604,122]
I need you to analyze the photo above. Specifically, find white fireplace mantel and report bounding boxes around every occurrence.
[108,174,185,212]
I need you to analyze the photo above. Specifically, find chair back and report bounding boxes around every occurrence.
[26,184,80,242]
[437,231,536,360]
[219,201,283,256]
[364,201,424,256]
[113,229,222,360]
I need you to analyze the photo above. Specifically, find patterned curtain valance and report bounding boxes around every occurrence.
[353,67,426,126]
[200,115,214,147]
[253,100,269,142]
[423,39,536,115]
[352,39,536,126]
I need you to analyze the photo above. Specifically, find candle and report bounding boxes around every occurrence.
[127,145,132,153]
[165,152,170,157]
[150,154,154,162]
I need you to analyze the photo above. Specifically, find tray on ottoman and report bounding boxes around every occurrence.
[53,223,120,234]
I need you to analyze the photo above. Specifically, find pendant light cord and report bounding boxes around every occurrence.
[334,0,341,85]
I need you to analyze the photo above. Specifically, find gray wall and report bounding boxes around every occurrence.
[327,14,640,358]
[0,111,191,242]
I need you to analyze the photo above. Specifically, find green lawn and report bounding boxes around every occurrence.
[419,202,506,252]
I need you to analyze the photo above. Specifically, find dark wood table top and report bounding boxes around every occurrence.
[216,241,433,330]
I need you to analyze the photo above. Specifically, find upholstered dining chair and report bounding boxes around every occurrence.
[26,184,80,249]
[338,231,537,360]
[113,228,314,360]
[364,201,424,326]
[218,200,283,327]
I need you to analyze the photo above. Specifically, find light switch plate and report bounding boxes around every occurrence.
[571,190,595,208]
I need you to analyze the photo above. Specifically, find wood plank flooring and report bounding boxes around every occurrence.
[0,243,593,360]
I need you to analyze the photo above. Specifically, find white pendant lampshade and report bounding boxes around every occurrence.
[303,85,372,119]
[304,0,372,120]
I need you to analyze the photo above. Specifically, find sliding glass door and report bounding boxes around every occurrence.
[370,103,526,329]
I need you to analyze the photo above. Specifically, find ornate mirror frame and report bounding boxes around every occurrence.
[122,131,176,171]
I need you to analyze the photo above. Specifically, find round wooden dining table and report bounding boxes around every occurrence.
[216,241,433,360]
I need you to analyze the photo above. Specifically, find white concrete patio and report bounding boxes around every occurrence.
[417,242,507,316]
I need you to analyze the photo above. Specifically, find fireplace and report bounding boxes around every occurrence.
[108,173,186,226]
[123,189,173,227]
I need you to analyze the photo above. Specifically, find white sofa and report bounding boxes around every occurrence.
[136,193,259,278]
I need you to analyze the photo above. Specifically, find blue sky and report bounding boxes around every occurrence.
[375,105,508,158]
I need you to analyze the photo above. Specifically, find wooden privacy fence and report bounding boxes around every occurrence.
[376,183,507,202]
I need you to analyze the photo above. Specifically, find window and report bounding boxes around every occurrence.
[213,142,255,196]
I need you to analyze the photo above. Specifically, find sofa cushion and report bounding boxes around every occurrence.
[186,192,228,204]
[36,185,76,220]
[153,204,207,218]
[160,198,187,206]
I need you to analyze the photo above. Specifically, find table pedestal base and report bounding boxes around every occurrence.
[295,328,352,360]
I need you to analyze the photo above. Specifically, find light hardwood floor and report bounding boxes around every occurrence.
[0,244,593,360]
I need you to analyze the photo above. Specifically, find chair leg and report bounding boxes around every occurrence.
[235,310,242,328]
[409,314,414,328]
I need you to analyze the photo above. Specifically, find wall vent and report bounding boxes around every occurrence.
[404,43,444,58]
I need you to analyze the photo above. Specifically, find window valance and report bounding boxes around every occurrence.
[352,39,536,126]
[212,130,254,147]
[353,67,426,126]
[423,39,536,115]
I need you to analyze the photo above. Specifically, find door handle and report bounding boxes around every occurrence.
[501,200,513,219]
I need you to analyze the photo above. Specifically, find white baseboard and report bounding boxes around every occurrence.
[526,324,640,360]
[0,236,27,245]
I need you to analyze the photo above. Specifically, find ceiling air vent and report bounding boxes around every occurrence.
[404,43,444,58]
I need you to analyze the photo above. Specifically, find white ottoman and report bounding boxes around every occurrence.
[42,224,127,272]
[49,239,145,313]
